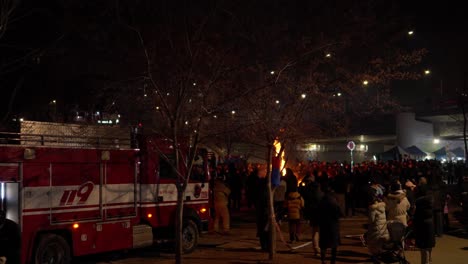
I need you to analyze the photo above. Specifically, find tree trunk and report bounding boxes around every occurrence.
[266,144,276,260]
[175,187,185,264]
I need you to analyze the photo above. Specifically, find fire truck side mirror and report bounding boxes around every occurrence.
[101,151,110,161]
[24,148,36,159]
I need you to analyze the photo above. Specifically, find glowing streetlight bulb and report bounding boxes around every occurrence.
[275,100,280,104]
[193,82,197,86]
[337,92,342,96]
[363,80,369,86]
[433,138,440,144]
[52,100,56,104]
[270,71,275,75]
[185,121,189,125]
[408,31,414,35]
[231,110,236,115]
[424,70,431,75]
[301,94,306,99]
[325,53,331,58]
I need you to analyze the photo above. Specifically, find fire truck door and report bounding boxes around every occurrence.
[0,163,21,226]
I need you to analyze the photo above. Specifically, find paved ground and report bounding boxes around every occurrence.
[87,205,468,264]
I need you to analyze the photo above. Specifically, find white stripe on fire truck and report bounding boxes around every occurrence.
[22,200,209,216]
[23,183,208,210]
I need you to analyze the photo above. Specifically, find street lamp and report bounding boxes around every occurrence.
[363,80,369,86]
[408,30,414,35]
[424,69,431,75]
[301,93,306,99]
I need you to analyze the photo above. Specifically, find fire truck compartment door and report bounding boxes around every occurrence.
[104,162,137,219]
[1,182,20,225]
[0,163,20,225]
[50,163,102,223]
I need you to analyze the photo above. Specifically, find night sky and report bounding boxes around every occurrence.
[1,0,467,125]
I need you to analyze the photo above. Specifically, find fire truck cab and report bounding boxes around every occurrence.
[0,122,211,264]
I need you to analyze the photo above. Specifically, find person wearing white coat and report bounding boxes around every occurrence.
[367,198,390,259]
[384,183,411,226]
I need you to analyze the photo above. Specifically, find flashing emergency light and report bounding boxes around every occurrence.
[200,208,207,213]
[73,223,79,229]
[147,213,153,218]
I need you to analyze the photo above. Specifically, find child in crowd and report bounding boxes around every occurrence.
[285,186,304,243]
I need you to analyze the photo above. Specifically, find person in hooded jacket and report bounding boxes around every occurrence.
[384,182,411,226]
[366,196,390,262]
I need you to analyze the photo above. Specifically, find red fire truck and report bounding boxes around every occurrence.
[0,125,211,264]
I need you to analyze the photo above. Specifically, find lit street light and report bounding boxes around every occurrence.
[325,53,331,58]
[301,93,306,99]
[363,80,369,86]
[408,30,414,35]
[424,69,431,75]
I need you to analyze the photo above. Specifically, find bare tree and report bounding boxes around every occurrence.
[70,1,426,262]
[221,0,426,259]
[0,0,19,40]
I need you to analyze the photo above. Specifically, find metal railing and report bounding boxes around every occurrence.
[0,132,132,149]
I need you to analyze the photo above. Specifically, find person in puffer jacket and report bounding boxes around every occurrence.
[213,177,231,234]
[384,182,411,226]
[285,186,304,243]
[366,197,390,258]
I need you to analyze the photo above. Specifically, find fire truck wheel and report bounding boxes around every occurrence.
[182,219,199,254]
[34,234,71,264]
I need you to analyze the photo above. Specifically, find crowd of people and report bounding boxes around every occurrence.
[210,158,463,264]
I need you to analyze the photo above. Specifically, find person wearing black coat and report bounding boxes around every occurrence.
[255,178,270,251]
[317,184,342,264]
[301,176,323,256]
[0,210,21,264]
[284,168,298,196]
[414,185,435,264]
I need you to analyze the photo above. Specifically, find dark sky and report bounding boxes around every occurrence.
[393,1,468,112]
[1,1,467,123]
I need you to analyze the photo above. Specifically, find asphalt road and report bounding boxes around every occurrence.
[74,206,468,264]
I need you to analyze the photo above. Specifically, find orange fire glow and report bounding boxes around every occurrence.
[273,139,286,176]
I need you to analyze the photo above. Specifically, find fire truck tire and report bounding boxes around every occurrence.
[34,234,71,264]
[182,219,199,254]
